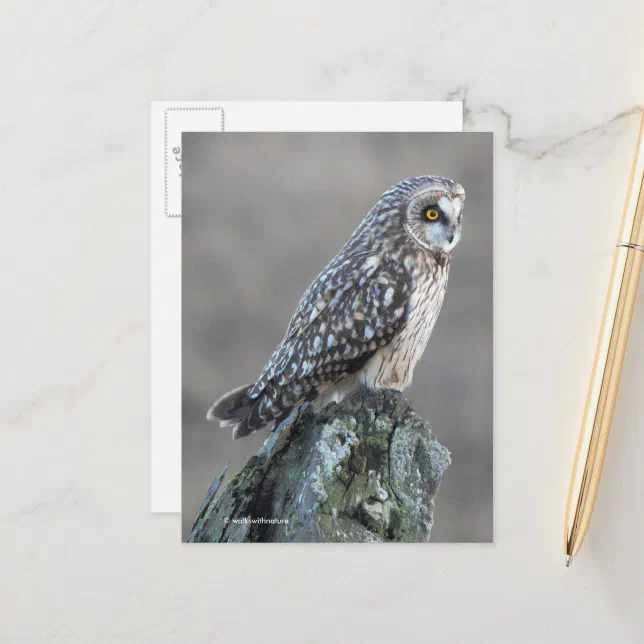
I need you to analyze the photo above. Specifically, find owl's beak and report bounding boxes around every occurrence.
[444,223,461,252]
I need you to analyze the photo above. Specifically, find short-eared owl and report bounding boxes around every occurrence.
[209,176,465,438]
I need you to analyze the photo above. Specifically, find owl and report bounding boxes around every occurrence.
[208,176,465,439]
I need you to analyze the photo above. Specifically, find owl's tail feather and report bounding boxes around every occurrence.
[207,384,256,440]
[207,383,253,422]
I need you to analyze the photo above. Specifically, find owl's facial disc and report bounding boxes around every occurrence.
[404,188,465,253]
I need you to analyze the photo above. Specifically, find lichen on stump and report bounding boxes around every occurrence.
[189,388,451,543]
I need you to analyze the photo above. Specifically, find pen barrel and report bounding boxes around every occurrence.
[565,114,644,558]
[565,247,644,556]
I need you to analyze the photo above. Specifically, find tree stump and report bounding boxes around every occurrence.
[189,388,451,543]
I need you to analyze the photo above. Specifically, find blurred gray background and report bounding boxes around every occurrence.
[182,132,493,542]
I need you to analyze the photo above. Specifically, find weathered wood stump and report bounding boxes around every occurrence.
[189,388,451,543]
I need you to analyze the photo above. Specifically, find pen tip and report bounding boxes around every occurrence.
[565,555,574,568]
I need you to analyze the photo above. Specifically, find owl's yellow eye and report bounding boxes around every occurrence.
[425,208,439,221]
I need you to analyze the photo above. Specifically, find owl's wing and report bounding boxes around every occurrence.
[246,252,413,427]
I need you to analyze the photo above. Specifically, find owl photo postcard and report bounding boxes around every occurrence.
[182,132,493,543]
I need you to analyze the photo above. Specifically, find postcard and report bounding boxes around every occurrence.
[151,102,463,512]
[182,132,492,542]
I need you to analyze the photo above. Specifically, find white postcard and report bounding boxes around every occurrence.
[151,102,463,512]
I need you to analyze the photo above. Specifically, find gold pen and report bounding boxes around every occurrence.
[565,114,644,568]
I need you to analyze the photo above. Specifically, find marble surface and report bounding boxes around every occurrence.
[1,2,643,642]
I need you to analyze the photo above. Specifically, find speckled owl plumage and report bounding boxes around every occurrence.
[209,176,465,439]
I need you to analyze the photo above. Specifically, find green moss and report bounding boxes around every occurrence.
[349,452,367,474]
[362,435,385,452]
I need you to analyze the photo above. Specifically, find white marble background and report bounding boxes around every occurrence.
[1,2,643,643]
